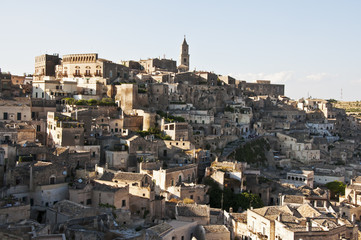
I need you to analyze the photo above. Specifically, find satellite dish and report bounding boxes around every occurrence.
[78,179,83,183]
[62,170,67,175]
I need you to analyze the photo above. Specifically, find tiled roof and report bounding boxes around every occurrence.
[93,183,125,192]
[166,164,197,173]
[113,172,145,182]
[296,204,321,218]
[203,225,229,233]
[283,195,304,204]
[176,203,209,217]
[147,223,172,236]
[231,212,247,223]
[99,172,115,181]
[253,205,293,220]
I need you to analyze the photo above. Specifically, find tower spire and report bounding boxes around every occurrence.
[179,37,190,72]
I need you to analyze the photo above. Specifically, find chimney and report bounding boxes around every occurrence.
[93,217,98,229]
[229,207,233,213]
[306,219,312,232]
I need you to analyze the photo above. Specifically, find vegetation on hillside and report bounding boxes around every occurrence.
[232,138,271,166]
[204,177,263,211]
[137,127,171,140]
[156,110,185,123]
[326,181,346,200]
[63,98,117,106]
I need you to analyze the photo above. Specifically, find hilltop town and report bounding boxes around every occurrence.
[0,38,360,240]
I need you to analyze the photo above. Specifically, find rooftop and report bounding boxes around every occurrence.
[176,203,209,217]
[165,164,197,173]
[203,225,229,233]
[113,172,146,182]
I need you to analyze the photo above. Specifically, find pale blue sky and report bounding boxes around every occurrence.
[1,0,361,100]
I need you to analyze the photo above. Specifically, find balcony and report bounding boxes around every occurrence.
[94,72,102,77]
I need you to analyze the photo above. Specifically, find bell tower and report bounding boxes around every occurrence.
[179,36,189,71]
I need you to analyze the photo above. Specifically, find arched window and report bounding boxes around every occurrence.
[49,175,56,184]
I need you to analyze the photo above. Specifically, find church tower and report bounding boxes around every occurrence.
[178,36,189,72]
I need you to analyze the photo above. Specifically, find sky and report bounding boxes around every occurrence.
[1,0,361,101]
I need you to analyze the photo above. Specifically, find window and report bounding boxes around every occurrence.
[122,199,126,207]
[49,176,56,184]
[87,199,92,205]
[37,125,41,132]
[17,112,21,120]
[3,112,8,120]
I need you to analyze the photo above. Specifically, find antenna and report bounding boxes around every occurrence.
[341,88,343,100]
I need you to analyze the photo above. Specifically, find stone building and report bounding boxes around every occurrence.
[139,58,177,73]
[247,204,357,240]
[0,97,32,122]
[175,203,210,225]
[178,37,190,72]
[281,170,314,188]
[162,122,189,141]
[47,112,85,147]
[0,201,30,224]
[34,54,61,81]
[69,183,93,206]
[92,182,129,210]
[56,53,129,83]
[197,225,230,240]
[153,164,198,194]
[344,176,361,206]
[145,220,198,240]
[166,183,209,204]
[0,71,12,98]
[276,132,321,164]
[239,80,285,97]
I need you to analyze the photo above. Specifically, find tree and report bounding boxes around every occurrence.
[75,99,87,105]
[63,98,76,105]
[87,99,98,106]
[99,98,116,106]
[204,177,263,211]
[326,181,346,199]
